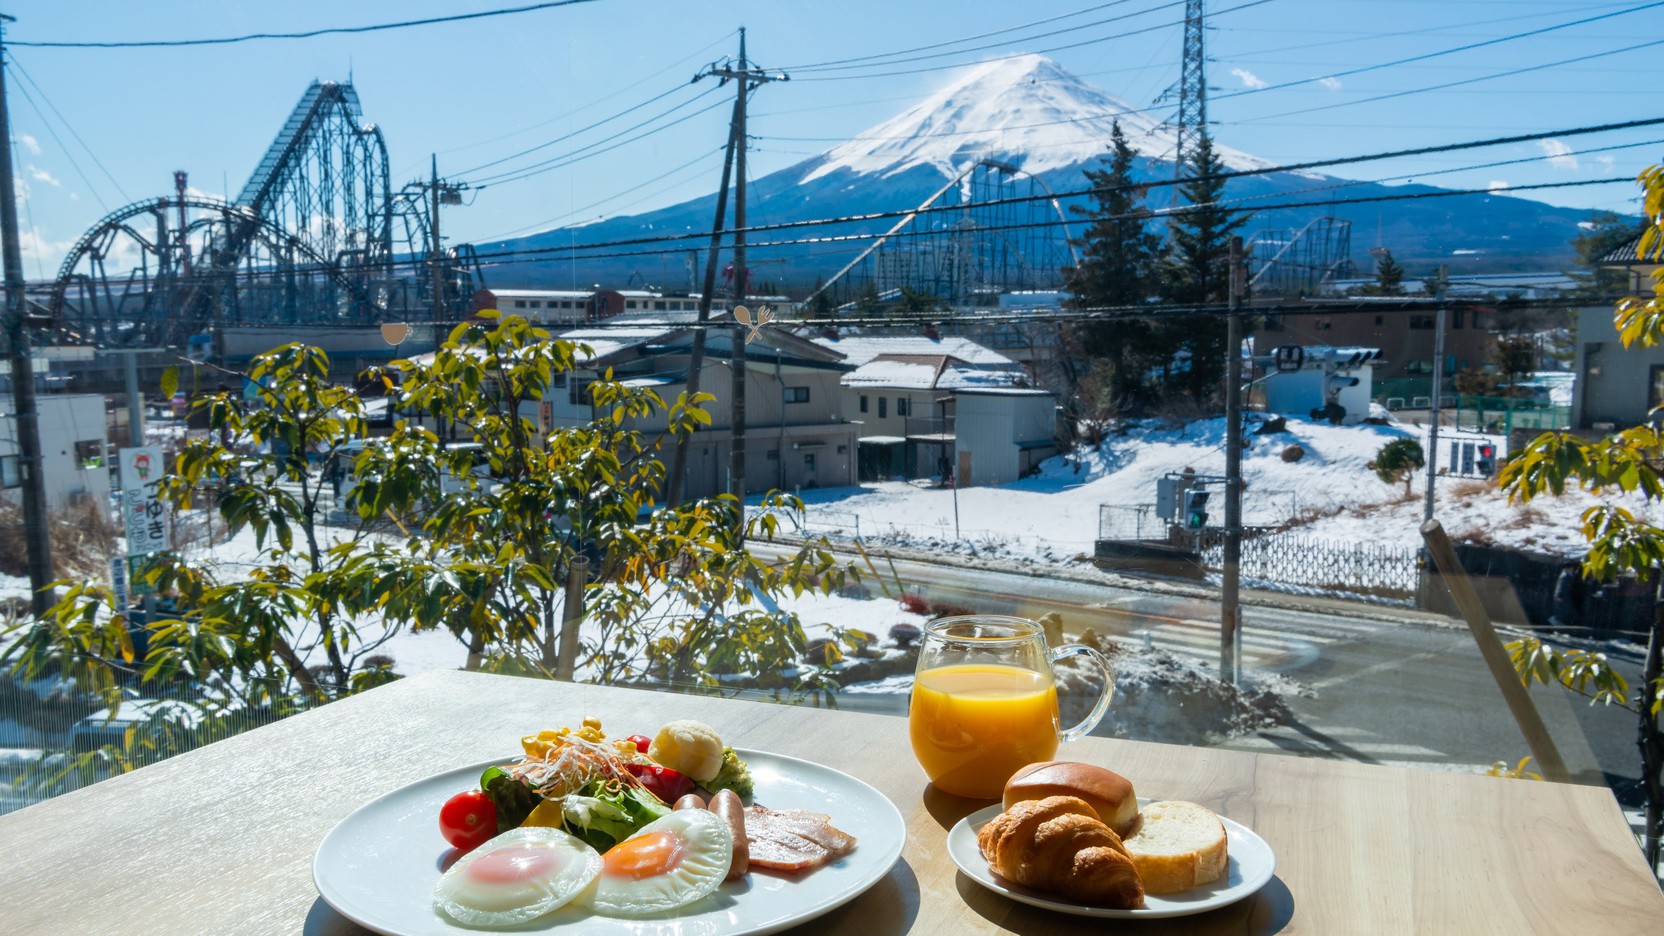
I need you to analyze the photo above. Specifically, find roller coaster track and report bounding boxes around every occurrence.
[49,79,426,346]
[807,160,1081,309]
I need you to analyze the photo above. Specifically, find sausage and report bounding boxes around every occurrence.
[710,789,749,880]
[674,793,707,811]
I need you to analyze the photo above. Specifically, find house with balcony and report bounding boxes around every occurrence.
[810,334,1057,485]
[532,321,858,497]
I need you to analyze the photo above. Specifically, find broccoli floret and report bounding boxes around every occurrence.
[703,746,754,801]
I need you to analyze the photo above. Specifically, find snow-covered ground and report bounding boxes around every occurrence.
[5,413,1656,678]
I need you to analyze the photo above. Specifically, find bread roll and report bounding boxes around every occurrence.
[977,796,1144,909]
[1003,762,1138,835]
[1119,800,1228,894]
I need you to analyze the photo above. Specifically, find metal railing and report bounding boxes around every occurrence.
[1201,533,1419,600]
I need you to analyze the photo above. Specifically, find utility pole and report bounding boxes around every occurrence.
[0,15,55,617]
[1424,264,1447,523]
[665,91,740,508]
[430,155,446,339]
[694,28,786,538]
[1220,235,1244,685]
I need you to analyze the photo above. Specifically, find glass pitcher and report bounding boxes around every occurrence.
[908,615,1114,799]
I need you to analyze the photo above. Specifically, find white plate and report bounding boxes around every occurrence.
[314,748,906,935]
[947,801,1276,919]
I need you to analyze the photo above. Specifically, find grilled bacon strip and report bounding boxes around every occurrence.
[744,805,857,873]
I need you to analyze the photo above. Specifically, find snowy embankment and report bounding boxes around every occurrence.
[792,414,1660,562]
[5,412,1654,684]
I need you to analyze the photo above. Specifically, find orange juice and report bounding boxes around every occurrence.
[909,663,1060,799]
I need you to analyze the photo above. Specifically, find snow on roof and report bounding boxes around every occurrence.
[484,288,592,298]
[814,335,1015,368]
[954,386,1054,396]
[842,358,1029,390]
[555,326,676,362]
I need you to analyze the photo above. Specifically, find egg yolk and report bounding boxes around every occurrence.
[466,844,564,885]
[603,831,686,880]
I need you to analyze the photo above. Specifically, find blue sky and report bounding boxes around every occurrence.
[3,0,1660,277]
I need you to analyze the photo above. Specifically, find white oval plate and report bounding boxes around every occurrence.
[948,801,1276,919]
[314,748,906,935]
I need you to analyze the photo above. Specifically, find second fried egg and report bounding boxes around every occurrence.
[585,808,733,916]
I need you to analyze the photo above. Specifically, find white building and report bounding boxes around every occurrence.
[1261,346,1380,426]
[0,394,111,515]
[811,334,1055,484]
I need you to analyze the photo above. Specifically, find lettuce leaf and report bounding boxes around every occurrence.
[559,780,671,851]
[482,770,540,834]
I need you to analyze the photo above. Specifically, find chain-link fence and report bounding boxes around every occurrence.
[1200,533,1419,599]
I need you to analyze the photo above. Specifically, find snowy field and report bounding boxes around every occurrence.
[3,412,1657,680]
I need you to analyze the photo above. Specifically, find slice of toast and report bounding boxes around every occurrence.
[1119,800,1229,894]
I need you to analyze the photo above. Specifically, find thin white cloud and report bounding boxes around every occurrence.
[16,225,77,272]
[1596,154,1615,170]
[1231,67,1268,90]
[27,165,60,187]
[1488,179,1512,195]
[16,133,40,155]
[1535,139,1577,171]
[1317,76,1342,91]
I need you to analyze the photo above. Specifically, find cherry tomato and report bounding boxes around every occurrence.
[626,763,694,802]
[439,789,498,852]
[626,734,653,754]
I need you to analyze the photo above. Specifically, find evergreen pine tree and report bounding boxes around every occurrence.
[1159,130,1251,403]
[806,277,835,320]
[1372,248,1406,296]
[1062,120,1162,406]
[855,281,883,318]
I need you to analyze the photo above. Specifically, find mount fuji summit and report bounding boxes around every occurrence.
[479,54,1589,289]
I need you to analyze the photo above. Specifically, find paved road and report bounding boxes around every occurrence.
[752,542,1644,801]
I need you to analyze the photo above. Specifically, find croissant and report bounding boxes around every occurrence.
[976,795,1145,909]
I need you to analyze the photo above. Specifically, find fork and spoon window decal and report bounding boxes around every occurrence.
[733,304,776,344]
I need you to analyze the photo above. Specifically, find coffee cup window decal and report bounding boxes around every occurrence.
[732,304,775,344]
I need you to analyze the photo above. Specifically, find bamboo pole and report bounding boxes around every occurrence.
[1420,519,1571,782]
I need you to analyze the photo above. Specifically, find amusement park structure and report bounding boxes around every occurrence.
[808,160,1081,310]
[47,80,477,348]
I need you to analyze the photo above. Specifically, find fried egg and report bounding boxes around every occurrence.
[432,826,601,927]
[585,808,733,916]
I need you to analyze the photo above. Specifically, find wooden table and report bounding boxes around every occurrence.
[2,669,1659,934]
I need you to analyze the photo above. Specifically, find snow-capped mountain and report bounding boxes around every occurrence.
[800,53,1268,184]
[478,55,1588,288]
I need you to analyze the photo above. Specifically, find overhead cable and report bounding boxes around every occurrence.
[1214,0,1664,102]
[12,0,605,49]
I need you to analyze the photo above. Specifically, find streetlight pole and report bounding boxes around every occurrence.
[0,14,55,617]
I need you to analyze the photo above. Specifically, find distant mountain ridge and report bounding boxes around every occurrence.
[476,55,1590,291]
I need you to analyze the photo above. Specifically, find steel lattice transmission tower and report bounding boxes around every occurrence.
[1172,0,1207,179]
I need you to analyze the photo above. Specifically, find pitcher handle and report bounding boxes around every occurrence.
[1052,643,1115,744]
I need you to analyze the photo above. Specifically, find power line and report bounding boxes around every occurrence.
[480,146,726,240]
[1231,37,1664,124]
[788,0,1180,74]
[7,55,129,202]
[12,0,606,49]
[364,175,1634,275]
[1214,0,1664,102]
[466,95,730,189]
[434,30,736,166]
[3,63,109,212]
[456,83,708,179]
[792,0,1278,83]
